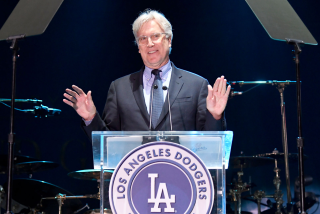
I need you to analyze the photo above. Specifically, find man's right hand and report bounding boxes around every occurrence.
[63,85,96,121]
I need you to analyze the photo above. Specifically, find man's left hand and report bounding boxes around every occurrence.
[207,76,231,120]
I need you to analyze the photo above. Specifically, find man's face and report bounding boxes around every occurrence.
[137,20,171,69]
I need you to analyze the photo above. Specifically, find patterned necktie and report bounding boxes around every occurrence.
[151,69,164,128]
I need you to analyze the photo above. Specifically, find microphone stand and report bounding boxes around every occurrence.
[0,2,63,213]
[286,39,306,214]
[6,35,25,214]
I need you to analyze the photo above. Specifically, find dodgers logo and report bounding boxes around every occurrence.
[109,141,214,214]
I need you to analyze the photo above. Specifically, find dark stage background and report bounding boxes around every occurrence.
[0,0,319,213]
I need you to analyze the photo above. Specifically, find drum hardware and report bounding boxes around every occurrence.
[41,193,99,214]
[230,80,306,213]
[83,208,113,214]
[67,169,115,202]
[67,169,114,213]
[242,194,272,208]
[73,203,90,214]
[253,190,266,214]
[273,159,284,214]
[256,148,310,214]
[293,176,316,212]
[229,156,276,214]
[294,192,317,212]
[229,166,251,214]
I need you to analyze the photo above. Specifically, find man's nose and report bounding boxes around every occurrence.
[147,37,154,47]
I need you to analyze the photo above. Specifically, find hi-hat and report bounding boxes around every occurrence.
[0,154,38,174]
[15,161,59,174]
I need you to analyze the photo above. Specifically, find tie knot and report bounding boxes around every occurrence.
[152,69,161,76]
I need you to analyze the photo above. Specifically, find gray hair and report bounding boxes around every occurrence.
[132,9,173,45]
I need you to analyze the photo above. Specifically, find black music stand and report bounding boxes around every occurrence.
[0,0,63,213]
[245,0,317,213]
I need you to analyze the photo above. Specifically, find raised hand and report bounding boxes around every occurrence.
[207,76,231,120]
[63,85,96,121]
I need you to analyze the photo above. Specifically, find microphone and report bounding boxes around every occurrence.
[24,105,61,118]
[149,84,158,130]
[230,91,243,96]
[162,86,172,131]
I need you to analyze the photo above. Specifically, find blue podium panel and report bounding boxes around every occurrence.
[92,131,233,214]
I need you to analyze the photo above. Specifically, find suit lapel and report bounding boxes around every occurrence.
[156,63,184,128]
[130,68,150,123]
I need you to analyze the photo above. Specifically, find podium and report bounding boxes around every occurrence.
[92,131,233,214]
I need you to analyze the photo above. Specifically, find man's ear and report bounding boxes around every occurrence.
[168,38,172,47]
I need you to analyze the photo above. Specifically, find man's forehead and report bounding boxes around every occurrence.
[138,20,163,35]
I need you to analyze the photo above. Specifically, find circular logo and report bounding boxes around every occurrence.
[109,142,214,214]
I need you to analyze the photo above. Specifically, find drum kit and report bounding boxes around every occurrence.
[0,154,114,214]
[227,149,313,214]
[0,149,314,214]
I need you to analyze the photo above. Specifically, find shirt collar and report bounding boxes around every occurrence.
[143,60,171,81]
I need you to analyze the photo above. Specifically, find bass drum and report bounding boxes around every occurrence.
[3,178,82,214]
[1,196,29,214]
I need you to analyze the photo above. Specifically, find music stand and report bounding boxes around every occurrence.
[0,0,63,213]
[245,0,317,213]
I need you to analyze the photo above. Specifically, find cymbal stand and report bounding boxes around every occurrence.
[229,165,250,214]
[254,190,266,214]
[273,159,284,214]
[275,82,293,213]
[57,193,65,214]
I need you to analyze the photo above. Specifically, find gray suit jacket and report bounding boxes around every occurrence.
[83,62,226,137]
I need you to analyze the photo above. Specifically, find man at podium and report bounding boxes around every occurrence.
[63,9,231,136]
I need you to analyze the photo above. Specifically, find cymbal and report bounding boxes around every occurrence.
[68,169,113,181]
[255,152,308,162]
[227,182,257,188]
[84,208,113,214]
[230,156,275,168]
[3,178,82,214]
[15,161,59,174]
[0,154,38,174]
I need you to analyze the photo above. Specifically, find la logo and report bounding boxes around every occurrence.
[148,173,176,213]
